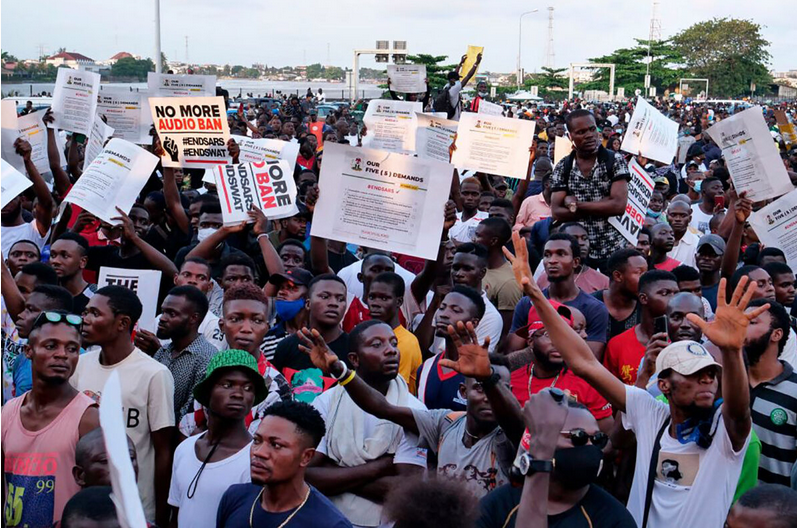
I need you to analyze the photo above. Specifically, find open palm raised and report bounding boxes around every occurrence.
[438,321,492,379]
[686,277,770,351]
[297,327,340,375]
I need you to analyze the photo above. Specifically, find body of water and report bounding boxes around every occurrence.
[2,78,384,100]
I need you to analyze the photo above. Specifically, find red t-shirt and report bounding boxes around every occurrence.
[654,257,681,271]
[602,326,645,385]
[510,364,612,420]
[342,296,406,333]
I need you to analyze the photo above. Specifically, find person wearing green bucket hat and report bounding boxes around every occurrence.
[168,349,267,528]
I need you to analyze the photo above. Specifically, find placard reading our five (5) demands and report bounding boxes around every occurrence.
[312,143,453,260]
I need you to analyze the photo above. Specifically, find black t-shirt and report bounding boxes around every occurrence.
[216,483,351,528]
[592,290,640,341]
[477,483,636,528]
[72,284,97,315]
[272,332,350,373]
[327,249,359,274]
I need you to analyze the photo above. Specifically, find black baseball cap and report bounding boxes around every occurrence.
[269,268,313,287]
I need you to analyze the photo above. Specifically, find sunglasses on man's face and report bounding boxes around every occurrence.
[32,311,83,331]
[561,428,609,449]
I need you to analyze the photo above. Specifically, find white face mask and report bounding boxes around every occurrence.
[196,227,217,242]
[478,91,488,98]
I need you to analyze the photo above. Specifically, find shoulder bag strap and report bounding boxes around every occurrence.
[642,416,671,528]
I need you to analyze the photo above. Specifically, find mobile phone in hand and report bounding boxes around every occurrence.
[654,315,667,336]
[714,195,725,209]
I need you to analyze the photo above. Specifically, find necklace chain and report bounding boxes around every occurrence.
[249,485,311,528]
[527,364,560,399]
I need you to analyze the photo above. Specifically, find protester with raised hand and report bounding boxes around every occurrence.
[503,230,762,528]
[298,318,524,500]
[1,138,54,259]
[480,388,635,528]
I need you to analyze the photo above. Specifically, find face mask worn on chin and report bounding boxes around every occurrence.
[275,299,305,321]
[478,91,488,98]
[552,445,603,490]
[196,227,217,242]
[647,210,662,219]
[692,180,702,192]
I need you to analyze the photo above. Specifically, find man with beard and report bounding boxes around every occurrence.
[507,301,613,433]
[216,400,351,527]
[478,390,635,528]
[648,223,681,271]
[504,231,760,528]
[1,139,54,259]
[744,299,796,485]
[550,110,630,272]
[153,286,217,423]
[298,319,523,501]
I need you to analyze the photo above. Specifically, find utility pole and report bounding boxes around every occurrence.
[644,1,661,91]
[544,7,555,70]
[154,0,162,74]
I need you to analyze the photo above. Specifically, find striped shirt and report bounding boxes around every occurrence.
[750,360,797,485]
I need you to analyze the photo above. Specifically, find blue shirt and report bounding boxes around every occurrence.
[216,483,351,528]
[417,353,467,412]
[509,290,609,344]
[702,283,720,312]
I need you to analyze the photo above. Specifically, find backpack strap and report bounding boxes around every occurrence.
[561,150,577,189]
[598,145,616,181]
[642,417,671,528]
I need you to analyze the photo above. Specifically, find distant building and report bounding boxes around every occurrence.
[45,51,100,73]
[101,51,140,66]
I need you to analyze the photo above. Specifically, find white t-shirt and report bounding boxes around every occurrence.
[1,220,49,259]
[668,230,700,269]
[622,386,748,528]
[448,81,463,121]
[70,347,175,518]
[312,386,427,525]
[689,204,715,235]
[408,291,502,354]
[337,258,417,302]
[154,311,224,351]
[448,210,489,244]
[168,434,251,527]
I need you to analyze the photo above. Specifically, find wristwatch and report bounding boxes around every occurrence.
[476,367,500,389]
[517,453,554,476]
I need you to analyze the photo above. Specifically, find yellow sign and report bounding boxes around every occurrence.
[461,45,484,79]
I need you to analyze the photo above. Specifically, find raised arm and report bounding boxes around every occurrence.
[154,130,191,236]
[409,200,456,304]
[461,53,482,88]
[15,139,54,236]
[512,146,535,219]
[111,207,178,279]
[504,231,627,412]
[686,277,760,452]
[66,134,83,180]
[1,260,25,321]
[721,192,751,280]
[250,207,284,297]
[185,221,245,261]
[42,109,72,197]
[438,321,525,444]
[297,328,419,435]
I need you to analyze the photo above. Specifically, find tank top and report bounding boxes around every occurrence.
[2,391,96,527]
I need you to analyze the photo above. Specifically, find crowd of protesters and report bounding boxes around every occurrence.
[2,59,797,528]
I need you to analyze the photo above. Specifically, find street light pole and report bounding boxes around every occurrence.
[517,9,539,89]
[154,0,162,73]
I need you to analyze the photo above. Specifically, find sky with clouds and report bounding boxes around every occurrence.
[2,0,794,73]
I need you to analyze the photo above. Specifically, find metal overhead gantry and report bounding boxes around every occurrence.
[351,41,408,102]
[568,63,615,100]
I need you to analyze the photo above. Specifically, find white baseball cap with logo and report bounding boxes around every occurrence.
[648,340,721,389]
